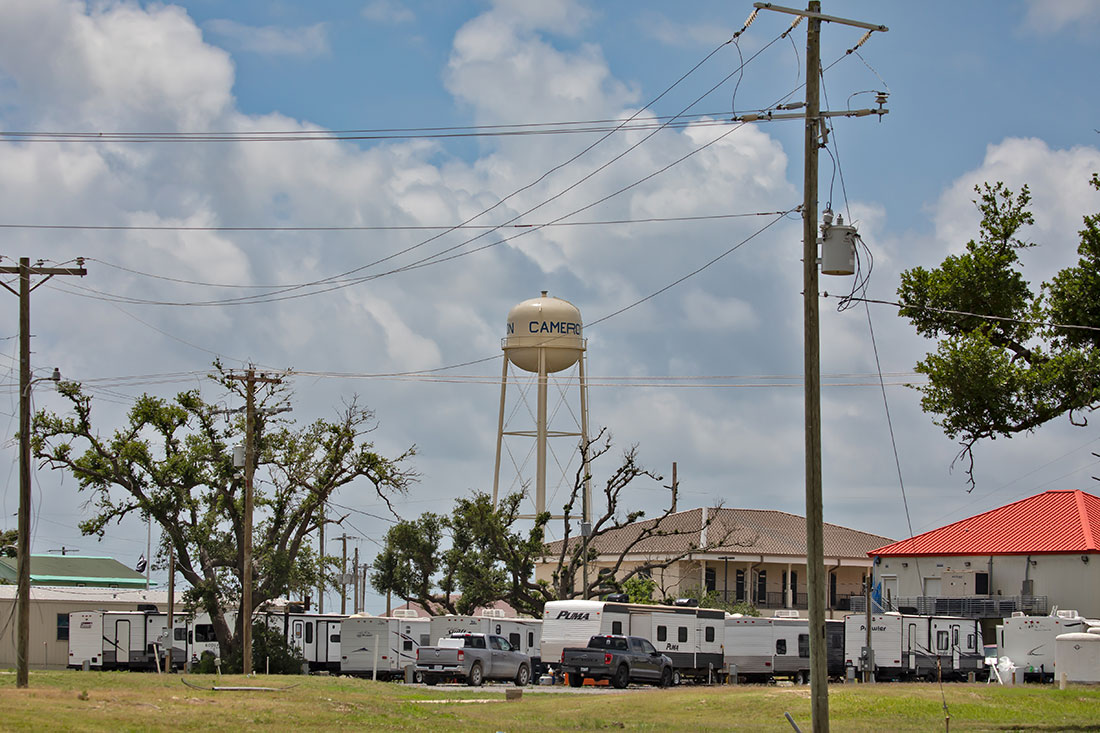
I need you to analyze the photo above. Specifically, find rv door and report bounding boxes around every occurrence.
[116,620,131,667]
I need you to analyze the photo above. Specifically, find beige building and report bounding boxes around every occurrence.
[0,585,175,670]
[537,507,892,618]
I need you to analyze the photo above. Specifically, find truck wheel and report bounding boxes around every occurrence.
[568,672,584,688]
[514,664,530,686]
[611,664,630,689]
[671,669,682,686]
[659,667,673,688]
[467,662,484,687]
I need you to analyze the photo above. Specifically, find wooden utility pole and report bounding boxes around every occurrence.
[224,369,281,676]
[749,5,887,730]
[0,256,86,689]
[167,545,176,673]
[352,546,360,614]
[318,507,325,614]
[334,533,356,615]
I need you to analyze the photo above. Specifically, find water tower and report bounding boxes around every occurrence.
[492,291,591,521]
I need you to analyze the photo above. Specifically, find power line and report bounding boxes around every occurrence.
[826,294,1100,334]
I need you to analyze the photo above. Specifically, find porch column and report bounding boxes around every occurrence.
[786,562,793,609]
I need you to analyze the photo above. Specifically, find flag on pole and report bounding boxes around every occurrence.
[135,554,147,573]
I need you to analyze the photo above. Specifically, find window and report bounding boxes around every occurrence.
[967,634,975,650]
[463,636,486,649]
[331,634,340,643]
[195,624,216,643]
[174,628,186,642]
[975,572,989,595]
[304,623,313,645]
[403,640,413,651]
[677,626,688,643]
[495,624,502,635]
[509,633,521,649]
[528,631,535,648]
[657,626,667,642]
[735,570,745,602]
[57,614,69,641]
[798,634,809,658]
[952,628,959,647]
[630,638,644,653]
[420,634,430,646]
[612,621,623,635]
[937,631,949,652]
[705,567,716,592]
[776,639,787,655]
[705,626,715,643]
[640,639,657,655]
[756,570,767,604]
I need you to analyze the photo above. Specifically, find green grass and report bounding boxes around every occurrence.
[1,671,1099,732]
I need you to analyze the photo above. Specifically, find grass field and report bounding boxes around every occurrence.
[2,671,1099,732]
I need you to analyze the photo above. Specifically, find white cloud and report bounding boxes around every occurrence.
[1022,0,1100,35]
[204,19,329,58]
[636,11,734,48]
[361,0,415,25]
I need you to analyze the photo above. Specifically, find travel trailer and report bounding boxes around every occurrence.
[341,612,430,679]
[68,608,186,670]
[844,612,985,681]
[997,610,1100,681]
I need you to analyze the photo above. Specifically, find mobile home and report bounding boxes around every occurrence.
[340,612,429,679]
[844,612,984,680]
[997,610,1099,681]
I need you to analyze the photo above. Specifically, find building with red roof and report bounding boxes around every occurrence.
[868,489,1100,619]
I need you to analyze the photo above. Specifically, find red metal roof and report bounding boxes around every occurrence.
[870,490,1100,557]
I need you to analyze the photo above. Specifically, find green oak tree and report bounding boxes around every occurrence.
[898,177,1100,485]
[32,366,416,666]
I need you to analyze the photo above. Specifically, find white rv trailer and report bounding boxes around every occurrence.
[340,612,430,679]
[997,610,1100,681]
[722,615,845,682]
[281,612,346,673]
[429,612,543,671]
[542,600,724,682]
[186,611,238,667]
[68,609,187,670]
[844,612,985,681]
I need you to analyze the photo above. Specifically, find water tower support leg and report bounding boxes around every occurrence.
[536,349,548,517]
[492,357,509,507]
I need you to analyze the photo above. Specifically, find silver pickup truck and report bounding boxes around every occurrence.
[415,633,532,686]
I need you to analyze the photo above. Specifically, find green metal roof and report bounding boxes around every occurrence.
[0,554,153,587]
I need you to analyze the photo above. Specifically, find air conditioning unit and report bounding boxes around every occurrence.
[392,609,420,619]
[480,608,506,618]
[774,610,801,619]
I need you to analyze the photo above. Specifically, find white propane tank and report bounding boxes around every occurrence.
[503,291,584,373]
[1055,632,1100,683]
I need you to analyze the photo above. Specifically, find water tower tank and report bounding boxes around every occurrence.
[503,291,584,373]
[1056,632,1100,683]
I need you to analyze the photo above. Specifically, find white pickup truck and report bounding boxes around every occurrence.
[415,633,532,686]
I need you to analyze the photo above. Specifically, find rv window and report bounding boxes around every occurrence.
[403,640,413,651]
[952,628,959,647]
[937,631,949,651]
[195,624,216,643]
[705,626,715,643]
[798,634,809,658]
[174,628,186,642]
[495,624,502,635]
[57,614,69,642]
[967,634,975,650]
[776,639,787,655]
[305,624,313,645]
[678,627,688,643]
[330,634,340,643]
[509,633,521,648]
[612,621,623,635]
[528,631,535,647]
[657,626,667,642]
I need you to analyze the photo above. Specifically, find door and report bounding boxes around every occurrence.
[881,576,898,611]
[490,635,518,679]
[630,637,657,680]
[116,620,131,667]
[951,624,961,670]
[923,577,941,596]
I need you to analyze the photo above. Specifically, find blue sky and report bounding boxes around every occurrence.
[0,0,1098,613]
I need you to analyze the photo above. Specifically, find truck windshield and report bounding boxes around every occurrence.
[588,636,628,651]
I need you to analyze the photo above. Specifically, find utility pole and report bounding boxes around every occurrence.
[167,544,175,673]
[750,5,887,731]
[318,507,325,614]
[334,533,357,615]
[0,256,86,689]
[224,368,281,677]
[352,546,360,614]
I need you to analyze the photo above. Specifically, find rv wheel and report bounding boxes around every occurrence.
[413,671,424,684]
